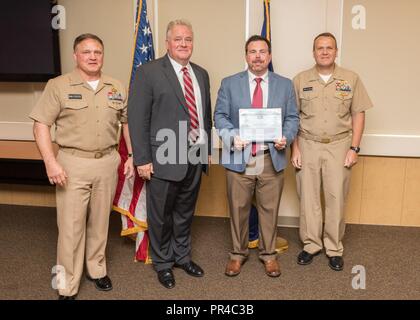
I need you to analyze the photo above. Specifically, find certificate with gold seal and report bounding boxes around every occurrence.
[239,108,282,142]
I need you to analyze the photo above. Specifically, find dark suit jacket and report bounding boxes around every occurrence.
[128,54,212,182]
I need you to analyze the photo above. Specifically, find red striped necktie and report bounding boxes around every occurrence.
[251,77,263,156]
[182,67,199,142]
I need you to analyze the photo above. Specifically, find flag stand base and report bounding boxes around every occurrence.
[248,237,289,254]
[275,236,289,253]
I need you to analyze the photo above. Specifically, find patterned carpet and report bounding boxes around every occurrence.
[0,204,419,300]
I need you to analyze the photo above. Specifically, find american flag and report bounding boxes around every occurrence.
[113,0,154,263]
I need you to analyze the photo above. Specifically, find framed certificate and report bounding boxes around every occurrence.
[239,108,282,142]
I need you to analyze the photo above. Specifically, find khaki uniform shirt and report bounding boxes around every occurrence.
[293,65,373,137]
[30,69,127,152]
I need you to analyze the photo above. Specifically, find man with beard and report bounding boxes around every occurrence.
[214,35,299,278]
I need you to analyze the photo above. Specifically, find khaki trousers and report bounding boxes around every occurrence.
[296,136,351,257]
[55,149,120,296]
[226,153,284,262]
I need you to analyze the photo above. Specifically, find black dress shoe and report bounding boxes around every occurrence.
[175,261,204,277]
[297,250,320,265]
[86,275,113,291]
[157,269,175,289]
[328,256,344,271]
[58,294,76,300]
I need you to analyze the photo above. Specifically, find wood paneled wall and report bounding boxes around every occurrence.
[2,154,419,227]
[344,157,420,226]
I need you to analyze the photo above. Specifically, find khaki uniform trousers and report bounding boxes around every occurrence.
[296,135,351,257]
[55,149,120,296]
[226,153,284,263]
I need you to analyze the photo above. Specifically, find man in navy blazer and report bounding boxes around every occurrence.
[214,35,299,278]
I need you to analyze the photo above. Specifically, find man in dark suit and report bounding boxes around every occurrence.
[128,19,212,289]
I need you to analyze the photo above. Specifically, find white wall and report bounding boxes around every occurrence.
[246,0,343,220]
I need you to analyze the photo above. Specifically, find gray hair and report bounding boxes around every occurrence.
[166,19,193,39]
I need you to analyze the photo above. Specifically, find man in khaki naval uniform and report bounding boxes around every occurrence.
[30,34,134,299]
[291,33,373,271]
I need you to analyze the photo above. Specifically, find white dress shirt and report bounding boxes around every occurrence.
[248,70,269,150]
[168,55,205,145]
[248,70,269,109]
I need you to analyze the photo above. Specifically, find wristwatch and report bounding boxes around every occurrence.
[128,153,133,157]
[350,146,360,153]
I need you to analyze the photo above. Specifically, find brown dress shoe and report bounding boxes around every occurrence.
[225,259,242,277]
[264,259,281,277]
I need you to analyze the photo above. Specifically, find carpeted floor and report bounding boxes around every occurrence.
[0,204,419,300]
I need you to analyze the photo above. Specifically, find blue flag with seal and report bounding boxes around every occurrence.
[248,0,273,248]
[261,0,273,72]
